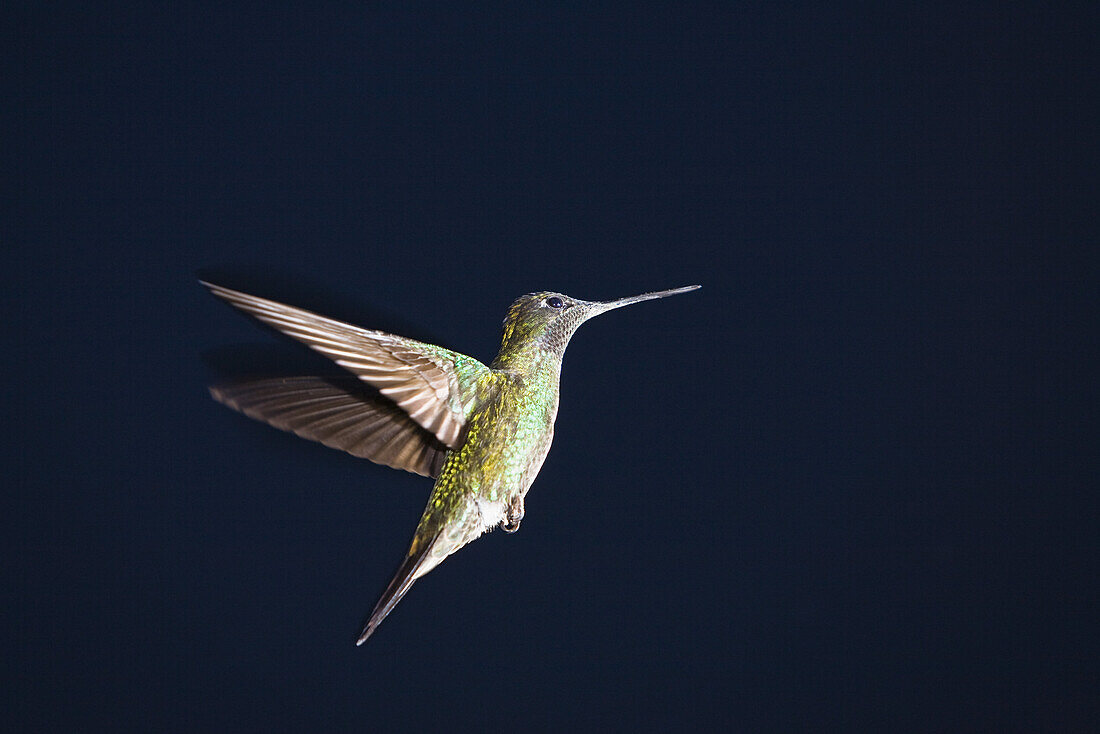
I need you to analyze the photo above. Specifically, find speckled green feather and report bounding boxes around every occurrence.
[202,282,700,645]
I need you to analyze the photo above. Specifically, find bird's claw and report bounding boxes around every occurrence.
[502,497,524,533]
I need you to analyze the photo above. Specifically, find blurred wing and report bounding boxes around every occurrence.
[203,282,490,448]
[210,377,448,478]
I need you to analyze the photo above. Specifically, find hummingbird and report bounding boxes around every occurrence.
[201,280,700,644]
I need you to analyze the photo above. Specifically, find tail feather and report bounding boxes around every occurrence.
[357,529,442,645]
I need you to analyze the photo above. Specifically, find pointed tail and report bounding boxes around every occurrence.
[357,530,442,645]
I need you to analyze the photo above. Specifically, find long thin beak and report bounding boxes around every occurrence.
[590,284,701,315]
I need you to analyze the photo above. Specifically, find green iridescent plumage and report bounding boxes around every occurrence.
[202,282,700,644]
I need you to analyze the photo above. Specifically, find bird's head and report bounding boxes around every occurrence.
[493,285,700,366]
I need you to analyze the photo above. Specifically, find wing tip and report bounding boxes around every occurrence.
[200,280,253,306]
[198,279,226,296]
[208,384,233,410]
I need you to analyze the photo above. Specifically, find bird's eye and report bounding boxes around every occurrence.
[545,296,564,309]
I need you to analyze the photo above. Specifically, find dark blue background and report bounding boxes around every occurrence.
[5,3,1095,731]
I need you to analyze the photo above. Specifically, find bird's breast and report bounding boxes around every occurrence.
[443,379,558,502]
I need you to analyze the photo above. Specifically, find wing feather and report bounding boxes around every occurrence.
[210,376,448,478]
[202,282,490,448]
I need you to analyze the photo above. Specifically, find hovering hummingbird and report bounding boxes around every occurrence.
[202,280,700,644]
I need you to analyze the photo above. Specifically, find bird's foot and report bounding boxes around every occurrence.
[501,496,524,533]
